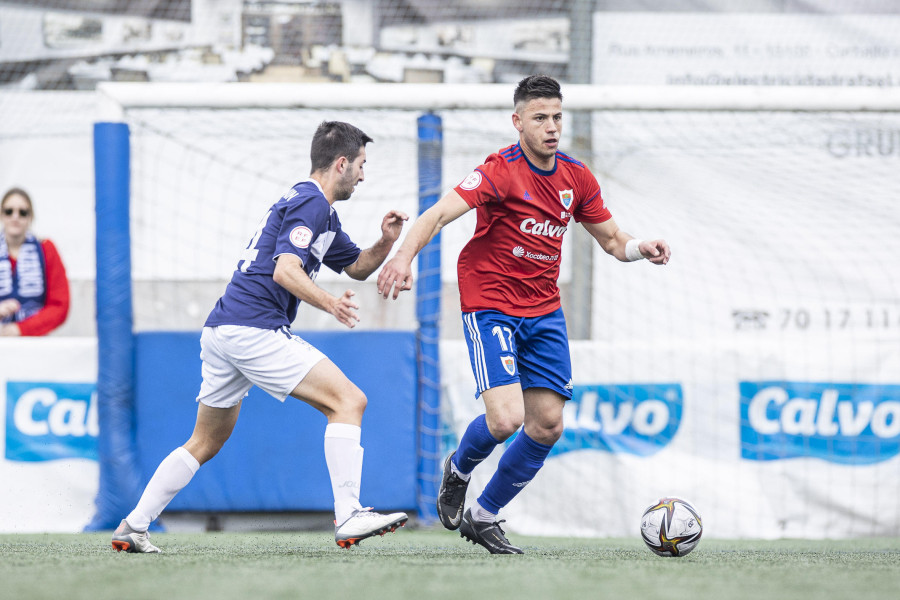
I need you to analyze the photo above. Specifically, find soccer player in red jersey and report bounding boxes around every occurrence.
[378,75,670,554]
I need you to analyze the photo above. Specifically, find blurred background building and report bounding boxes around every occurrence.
[4,1,898,90]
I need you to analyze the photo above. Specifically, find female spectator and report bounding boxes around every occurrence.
[0,187,70,336]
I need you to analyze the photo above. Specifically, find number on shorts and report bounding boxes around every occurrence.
[492,325,514,353]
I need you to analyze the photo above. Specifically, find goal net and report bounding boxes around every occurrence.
[95,82,900,538]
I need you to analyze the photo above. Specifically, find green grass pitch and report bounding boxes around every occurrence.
[2,528,898,600]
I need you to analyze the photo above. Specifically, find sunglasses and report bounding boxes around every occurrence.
[3,208,30,218]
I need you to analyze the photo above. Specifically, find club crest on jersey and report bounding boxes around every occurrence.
[460,171,482,191]
[501,355,516,376]
[290,225,313,248]
[558,189,574,210]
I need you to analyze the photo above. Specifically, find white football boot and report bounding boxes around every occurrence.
[334,508,408,548]
[111,519,161,553]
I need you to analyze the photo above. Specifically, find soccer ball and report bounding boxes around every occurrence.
[640,497,703,557]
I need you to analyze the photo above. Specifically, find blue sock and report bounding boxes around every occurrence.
[453,414,501,476]
[477,430,552,515]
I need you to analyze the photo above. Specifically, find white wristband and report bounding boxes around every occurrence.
[625,239,645,262]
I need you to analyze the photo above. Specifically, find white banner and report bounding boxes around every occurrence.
[0,339,98,533]
[593,13,900,86]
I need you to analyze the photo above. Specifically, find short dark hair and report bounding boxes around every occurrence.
[513,75,562,107]
[310,121,373,173]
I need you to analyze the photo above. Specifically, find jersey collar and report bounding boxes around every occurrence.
[300,177,325,195]
[516,142,558,176]
[299,178,336,213]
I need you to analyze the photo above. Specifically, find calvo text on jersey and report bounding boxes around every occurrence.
[519,218,567,238]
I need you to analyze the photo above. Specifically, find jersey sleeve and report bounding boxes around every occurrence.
[573,165,612,224]
[453,153,509,208]
[322,227,361,273]
[274,197,328,265]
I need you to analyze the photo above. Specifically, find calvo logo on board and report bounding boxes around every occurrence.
[740,381,900,465]
[550,383,683,457]
[5,381,99,462]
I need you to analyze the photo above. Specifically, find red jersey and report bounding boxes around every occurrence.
[454,143,612,317]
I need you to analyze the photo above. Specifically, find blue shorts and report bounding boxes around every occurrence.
[461,308,573,400]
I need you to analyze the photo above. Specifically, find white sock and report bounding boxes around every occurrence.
[324,423,365,525]
[126,446,200,531]
[472,500,497,523]
[450,459,471,481]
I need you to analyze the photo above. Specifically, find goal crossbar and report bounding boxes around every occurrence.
[97,82,900,118]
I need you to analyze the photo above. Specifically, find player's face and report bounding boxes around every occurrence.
[0,193,33,239]
[334,147,366,201]
[513,97,563,167]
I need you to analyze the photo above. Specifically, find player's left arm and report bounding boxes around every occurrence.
[343,210,409,281]
[581,218,671,265]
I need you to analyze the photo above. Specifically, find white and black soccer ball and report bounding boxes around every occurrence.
[640,497,703,557]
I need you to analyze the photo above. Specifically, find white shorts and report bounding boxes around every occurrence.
[196,325,326,408]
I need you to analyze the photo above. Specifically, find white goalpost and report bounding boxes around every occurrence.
[98,82,900,113]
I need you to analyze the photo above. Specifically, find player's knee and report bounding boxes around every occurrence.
[339,388,367,419]
[527,419,564,445]
[352,390,368,416]
[542,421,565,444]
[488,415,524,441]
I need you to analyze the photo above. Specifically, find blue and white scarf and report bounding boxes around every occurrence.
[0,232,47,323]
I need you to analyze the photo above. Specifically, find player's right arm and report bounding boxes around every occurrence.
[273,254,360,328]
[377,190,471,300]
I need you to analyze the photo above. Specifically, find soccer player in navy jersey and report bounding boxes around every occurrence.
[377,76,671,554]
[112,121,410,553]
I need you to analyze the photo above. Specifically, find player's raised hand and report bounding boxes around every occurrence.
[330,290,361,328]
[640,239,671,265]
[381,210,409,244]
[377,255,413,300]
